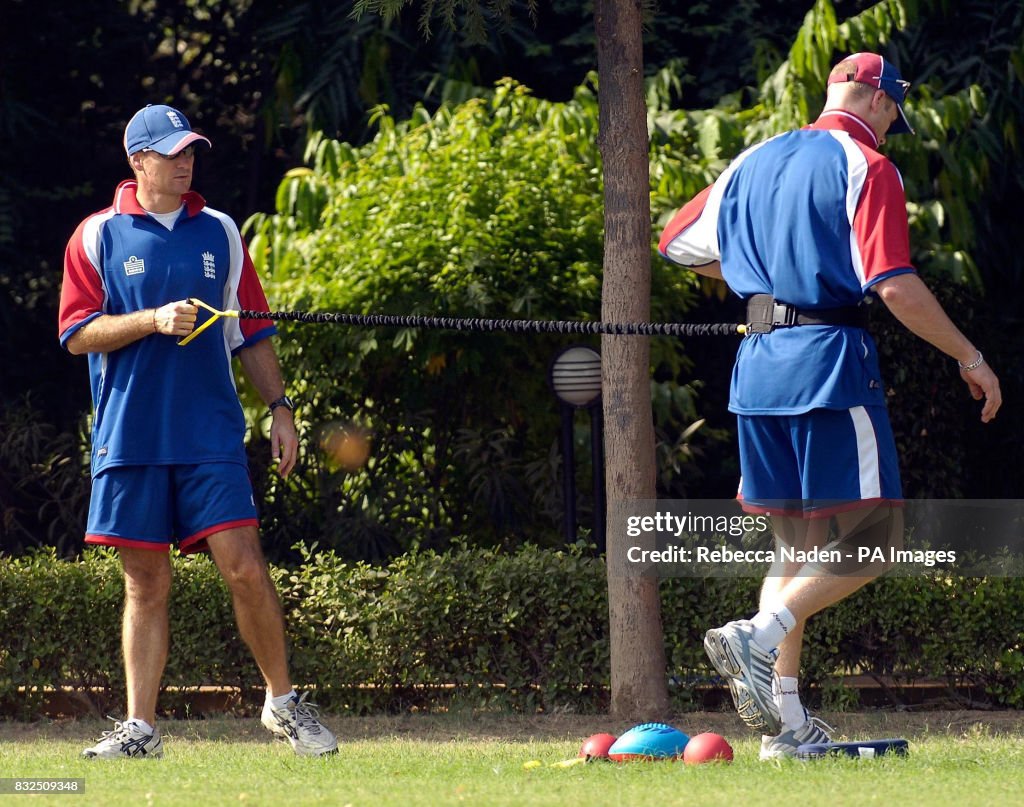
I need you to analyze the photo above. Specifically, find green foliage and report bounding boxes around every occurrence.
[243,0,1024,552]
[649,0,1024,498]
[3,548,1023,718]
[243,79,710,559]
[870,278,985,498]
[799,575,1024,709]
[750,0,910,137]
[0,396,91,556]
[8,0,1024,558]
[0,548,254,719]
[359,542,609,712]
[353,0,537,46]
[649,0,1016,299]
[0,548,126,718]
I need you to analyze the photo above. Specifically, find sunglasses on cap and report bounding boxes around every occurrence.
[141,145,197,160]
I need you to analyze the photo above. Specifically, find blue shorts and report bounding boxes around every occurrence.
[736,406,902,517]
[85,463,258,553]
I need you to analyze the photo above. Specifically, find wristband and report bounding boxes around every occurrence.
[958,351,984,372]
[269,395,295,414]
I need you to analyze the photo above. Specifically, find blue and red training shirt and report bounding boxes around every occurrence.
[658,110,916,415]
[59,180,276,475]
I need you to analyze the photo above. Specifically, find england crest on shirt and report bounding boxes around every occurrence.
[123,255,145,276]
[202,251,216,279]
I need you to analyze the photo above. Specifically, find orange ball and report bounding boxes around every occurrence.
[682,732,733,764]
[579,733,617,761]
[321,424,371,471]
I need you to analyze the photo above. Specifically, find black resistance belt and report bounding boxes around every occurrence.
[745,294,868,334]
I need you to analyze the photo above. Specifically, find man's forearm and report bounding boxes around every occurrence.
[66,310,158,355]
[874,274,977,364]
[237,338,287,405]
[66,300,199,355]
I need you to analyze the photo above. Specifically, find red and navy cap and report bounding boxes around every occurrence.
[124,105,212,156]
[827,53,914,135]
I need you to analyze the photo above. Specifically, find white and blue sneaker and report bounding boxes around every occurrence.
[704,620,782,734]
[261,692,338,757]
[82,719,163,759]
[760,712,835,760]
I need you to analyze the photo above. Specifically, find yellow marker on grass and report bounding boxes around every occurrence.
[549,758,587,769]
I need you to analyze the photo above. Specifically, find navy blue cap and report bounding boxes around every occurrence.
[828,53,914,135]
[124,105,212,156]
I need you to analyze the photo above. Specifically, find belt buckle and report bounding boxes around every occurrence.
[771,302,797,327]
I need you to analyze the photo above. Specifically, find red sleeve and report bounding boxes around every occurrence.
[58,215,107,346]
[236,240,276,344]
[658,184,715,261]
[854,155,915,288]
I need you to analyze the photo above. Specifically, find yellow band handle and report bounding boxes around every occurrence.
[178,298,240,346]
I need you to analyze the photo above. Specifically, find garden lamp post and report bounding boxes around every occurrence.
[549,345,605,550]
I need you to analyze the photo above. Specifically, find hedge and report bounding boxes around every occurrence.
[1,545,1022,719]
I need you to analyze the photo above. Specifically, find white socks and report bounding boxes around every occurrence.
[749,605,797,651]
[749,606,805,732]
[774,676,807,731]
[268,689,297,709]
[126,717,155,735]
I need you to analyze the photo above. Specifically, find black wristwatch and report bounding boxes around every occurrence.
[268,395,295,414]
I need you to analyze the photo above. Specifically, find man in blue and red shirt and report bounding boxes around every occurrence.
[60,104,336,759]
[659,54,1001,758]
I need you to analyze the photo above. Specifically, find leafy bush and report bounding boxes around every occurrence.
[0,396,90,557]
[2,547,1022,719]
[243,80,707,561]
[646,0,1024,500]
[0,547,253,718]
[237,1,1024,560]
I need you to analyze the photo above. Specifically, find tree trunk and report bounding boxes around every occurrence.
[594,0,670,720]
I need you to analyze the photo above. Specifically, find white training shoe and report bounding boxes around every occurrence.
[704,620,782,734]
[760,712,835,760]
[82,719,163,759]
[261,692,338,757]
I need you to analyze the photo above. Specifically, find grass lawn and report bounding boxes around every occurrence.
[1,710,1022,806]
